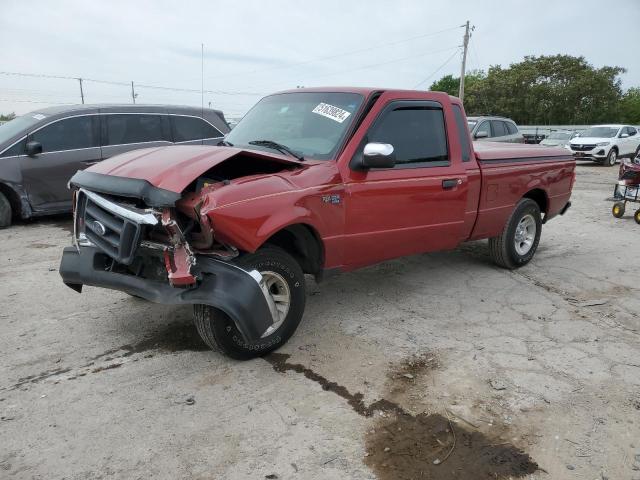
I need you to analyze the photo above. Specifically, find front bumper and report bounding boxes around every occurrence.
[59,246,273,342]
[570,148,608,160]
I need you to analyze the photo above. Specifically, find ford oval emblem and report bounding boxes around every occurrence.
[93,221,107,236]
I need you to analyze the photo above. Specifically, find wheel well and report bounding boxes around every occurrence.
[264,224,324,275]
[0,183,21,219]
[523,188,548,215]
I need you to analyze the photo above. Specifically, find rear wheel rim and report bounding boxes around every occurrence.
[259,271,291,337]
[514,214,536,256]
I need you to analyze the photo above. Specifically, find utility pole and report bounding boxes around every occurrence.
[131,81,137,104]
[458,20,471,102]
[78,78,84,104]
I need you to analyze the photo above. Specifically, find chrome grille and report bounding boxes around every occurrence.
[76,189,158,265]
[571,144,596,152]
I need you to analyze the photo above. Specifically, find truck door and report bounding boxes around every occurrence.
[341,99,473,268]
[21,114,101,212]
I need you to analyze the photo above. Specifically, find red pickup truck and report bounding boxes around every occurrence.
[60,88,574,359]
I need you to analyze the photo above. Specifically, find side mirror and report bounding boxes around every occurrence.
[26,141,43,156]
[620,133,629,138]
[360,142,396,169]
[475,130,489,139]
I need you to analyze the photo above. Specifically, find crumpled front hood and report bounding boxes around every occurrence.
[87,145,304,193]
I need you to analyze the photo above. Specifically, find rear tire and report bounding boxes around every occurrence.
[612,202,625,218]
[0,192,12,228]
[634,209,640,225]
[193,246,306,360]
[489,198,542,269]
[605,148,617,167]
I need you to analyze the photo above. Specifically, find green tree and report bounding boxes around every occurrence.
[429,55,628,125]
[0,112,16,122]
[620,87,640,124]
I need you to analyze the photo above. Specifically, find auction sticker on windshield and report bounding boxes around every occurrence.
[312,103,351,123]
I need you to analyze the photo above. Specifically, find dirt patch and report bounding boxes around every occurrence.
[27,243,56,249]
[386,353,439,401]
[266,353,405,417]
[9,367,72,390]
[121,322,209,355]
[90,322,210,362]
[267,352,540,479]
[364,412,538,480]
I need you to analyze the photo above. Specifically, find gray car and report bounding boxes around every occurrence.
[467,116,524,143]
[539,130,577,148]
[0,104,229,227]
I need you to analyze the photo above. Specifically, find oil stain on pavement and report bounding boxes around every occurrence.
[266,352,539,479]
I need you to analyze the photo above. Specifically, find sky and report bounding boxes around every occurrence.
[1,0,639,119]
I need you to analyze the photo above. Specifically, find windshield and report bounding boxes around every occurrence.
[0,113,43,144]
[547,132,572,140]
[225,92,364,160]
[580,127,619,138]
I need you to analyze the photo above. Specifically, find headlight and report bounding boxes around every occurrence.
[596,142,610,146]
[564,144,572,150]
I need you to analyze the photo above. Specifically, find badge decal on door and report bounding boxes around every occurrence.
[322,194,341,204]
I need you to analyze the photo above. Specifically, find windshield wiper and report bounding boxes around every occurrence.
[217,140,234,146]
[248,140,305,161]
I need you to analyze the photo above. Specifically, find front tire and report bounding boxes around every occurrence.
[605,148,617,167]
[0,192,12,228]
[193,246,306,360]
[635,209,640,225]
[489,198,542,269]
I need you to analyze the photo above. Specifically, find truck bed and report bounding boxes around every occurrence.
[470,142,575,240]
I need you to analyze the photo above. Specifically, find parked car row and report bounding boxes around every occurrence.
[0,104,229,227]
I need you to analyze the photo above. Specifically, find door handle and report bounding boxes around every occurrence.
[442,178,461,189]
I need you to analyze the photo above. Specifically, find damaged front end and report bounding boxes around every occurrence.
[59,173,273,343]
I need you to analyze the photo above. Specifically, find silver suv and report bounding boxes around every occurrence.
[467,116,524,143]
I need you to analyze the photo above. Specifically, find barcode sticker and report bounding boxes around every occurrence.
[312,103,351,123]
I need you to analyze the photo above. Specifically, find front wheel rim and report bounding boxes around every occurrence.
[610,151,616,164]
[514,214,536,256]
[259,271,291,337]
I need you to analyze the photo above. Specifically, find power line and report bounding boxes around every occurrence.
[254,45,461,92]
[200,25,464,82]
[0,71,265,96]
[413,49,462,89]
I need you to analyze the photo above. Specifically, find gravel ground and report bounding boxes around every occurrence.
[1,161,639,480]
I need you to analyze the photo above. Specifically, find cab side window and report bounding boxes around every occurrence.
[505,122,518,135]
[171,116,222,142]
[31,116,97,152]
[367,104,448,167]
[491,120,508,137]
[477,121,492,137]
[105,114,166,145]
[0,139,26,158]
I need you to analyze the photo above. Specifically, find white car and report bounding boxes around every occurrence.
[568,125,640,166]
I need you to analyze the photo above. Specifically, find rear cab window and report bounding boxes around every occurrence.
[452,104,471,162]
[367,101,448,168]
